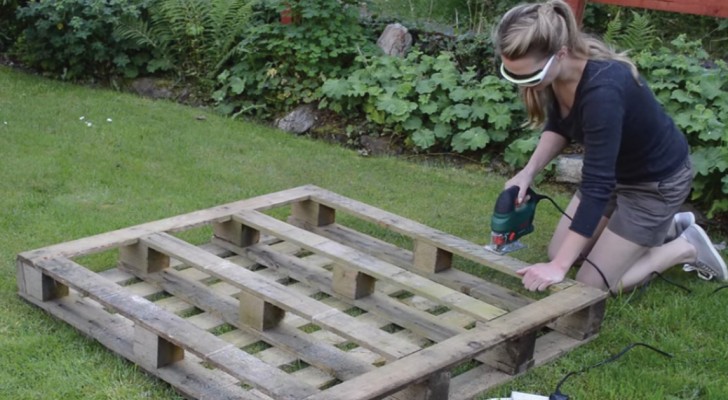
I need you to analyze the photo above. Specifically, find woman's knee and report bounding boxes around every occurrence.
[575,264,610,290]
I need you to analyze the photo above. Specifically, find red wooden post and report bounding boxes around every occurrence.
[566,0,728,24]
[280,5,293,25]
[565,0,587,23]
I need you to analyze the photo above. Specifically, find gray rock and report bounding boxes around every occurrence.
[276,104,317,135]
[130,77,174,100]
[360,135,399,156]
[377,23,413,57]
[555,154,583,184]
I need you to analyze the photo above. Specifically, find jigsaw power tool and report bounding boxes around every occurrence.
[485,186,544,255]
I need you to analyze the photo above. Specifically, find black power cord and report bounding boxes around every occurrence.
[536,191,706,298]
[548,343,673,400]
[534,192,615,296]
[636,271,692,298]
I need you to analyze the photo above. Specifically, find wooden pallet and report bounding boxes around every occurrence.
[17,185,607,400]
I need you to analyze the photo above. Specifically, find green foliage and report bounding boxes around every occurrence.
[321,50,525,153]
[368,0,516,31]
[0,0,27,52]
[15,0,151,80]
[586,4,728,61]
[115,0,253,87]
[212,0,377,118]
[503,131,538,168]
[415,30,499,79]
[602,10,658,52]
[634,35,728,216]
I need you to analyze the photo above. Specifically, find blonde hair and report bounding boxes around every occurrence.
[492,0,638,128]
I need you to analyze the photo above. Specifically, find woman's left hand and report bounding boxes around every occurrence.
[516,262,568,291]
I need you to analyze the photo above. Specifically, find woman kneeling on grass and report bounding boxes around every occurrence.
[492,0,727,292]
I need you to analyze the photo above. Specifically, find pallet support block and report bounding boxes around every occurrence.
[213,220,260,247]
[478,328,536,375]
[551,300,606,340]
[290,200,336,228]
[134,324,185,368]
[17,185,608,400]
[17,260,68,301]
[120,242,170,274]
[239,289,285,330]
[410,370,451,400]
[332,264,376,300]
[413,241,453,274]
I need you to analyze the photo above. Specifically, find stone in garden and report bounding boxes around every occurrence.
[276,104,317,135]
[555,154,583,184]
[129,77,174,100]
[360,135,399,156]
[377,23,413,57]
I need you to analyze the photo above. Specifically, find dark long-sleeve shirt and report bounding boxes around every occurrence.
[544,59,689,238]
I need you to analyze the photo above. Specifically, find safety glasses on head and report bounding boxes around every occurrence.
[500,54,556,87]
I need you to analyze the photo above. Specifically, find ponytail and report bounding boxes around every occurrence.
[493,0,639,128]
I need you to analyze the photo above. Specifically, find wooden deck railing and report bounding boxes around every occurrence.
[565,0,728,22]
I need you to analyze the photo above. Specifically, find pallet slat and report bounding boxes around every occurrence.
[141,232,421,360]
[134,263,378,381]
[26,257,319,400]
[18,185,315,261]
[18,185,608,400]
[304,284,605,400]
[233,210,508,322]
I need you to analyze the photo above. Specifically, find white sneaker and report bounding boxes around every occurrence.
[681,224,728,281]
[666,212,695,242]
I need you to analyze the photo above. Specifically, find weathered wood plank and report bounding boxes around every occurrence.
[221,240,545,377]
[18,291,270,400]
[566,0,728,21]
[304,283,606,400]
[141,232,420,360]
[307,187,574,292]
[30,257,319,400]
[18,185,316,262]
[448,330,597,400]
[308,224,599,341]
[312,223,532,312]
[18,186,608,400]
[233,210,508,322]
[131,261,379,381]
[224,239,538,374]
[218,239,464,342]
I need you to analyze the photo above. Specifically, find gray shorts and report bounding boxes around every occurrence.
[577,157,693,247]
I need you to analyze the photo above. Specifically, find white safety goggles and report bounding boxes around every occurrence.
[500,54,556,87]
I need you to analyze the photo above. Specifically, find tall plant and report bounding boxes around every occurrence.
[634,35,728,217]
[213,0,377,118]
[115,0,253,86]
[15,0,150,80]
[321,50,524,154]
[0,0,27,52]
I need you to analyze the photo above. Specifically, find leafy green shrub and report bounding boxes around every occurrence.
[115,0,253,89]
[634,35,728,216]
[212,0,377,118]
[602,9,658,52]
[321,50,525,153]
[414,30,499,79]
[15,0,151,80]
[0,0,28,52]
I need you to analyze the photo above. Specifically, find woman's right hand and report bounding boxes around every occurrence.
[504,170,534,205]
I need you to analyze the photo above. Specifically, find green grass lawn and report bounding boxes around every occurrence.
[1,66,727,399]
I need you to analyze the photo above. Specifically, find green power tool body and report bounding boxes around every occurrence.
[486,186,544,255]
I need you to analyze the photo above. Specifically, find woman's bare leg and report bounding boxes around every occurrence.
[548,194,609,261]
[576,229,695,292]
